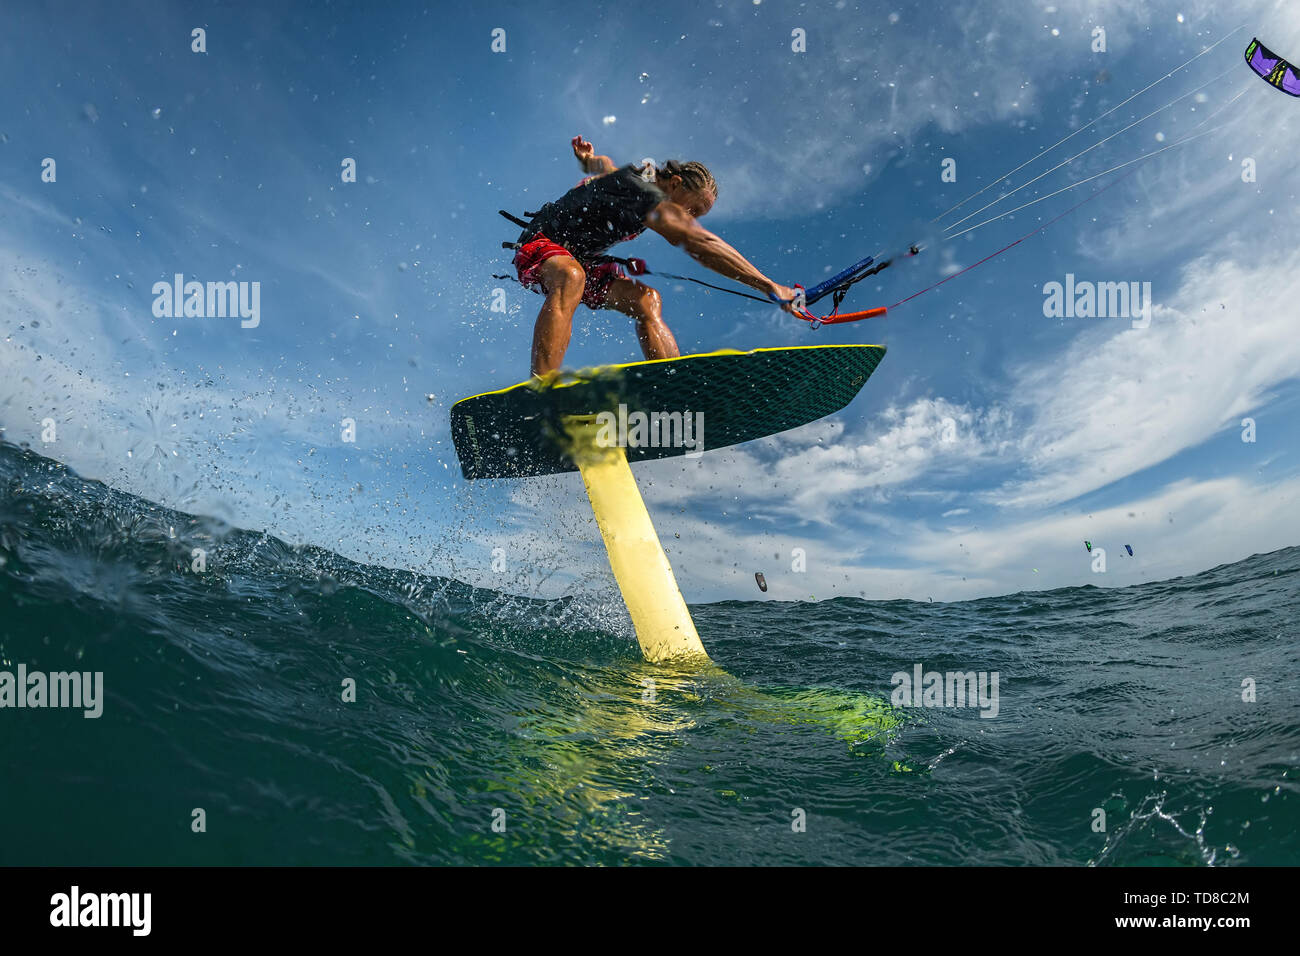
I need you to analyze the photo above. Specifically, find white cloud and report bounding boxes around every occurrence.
[897,473,1300,596]
[998,248,1300,508]
[655,471,1300,603]
[632,395,1013,525]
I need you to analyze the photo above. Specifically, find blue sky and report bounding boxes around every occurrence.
[2,0,1299,607]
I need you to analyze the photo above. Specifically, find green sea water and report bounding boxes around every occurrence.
[1,442,1297,865]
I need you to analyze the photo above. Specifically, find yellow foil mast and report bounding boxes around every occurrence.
[449,345,887,665]
[563,414,708,663]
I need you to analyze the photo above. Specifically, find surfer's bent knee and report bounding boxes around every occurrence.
[540,256,586,300]
[635,284,663,320]
[606,278,662,320]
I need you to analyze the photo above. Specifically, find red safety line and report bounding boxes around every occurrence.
[814,306,889,324]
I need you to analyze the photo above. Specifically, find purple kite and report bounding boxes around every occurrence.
[1245,38,1300,97]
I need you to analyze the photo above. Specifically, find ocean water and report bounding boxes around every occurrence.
[1,440,1297,866]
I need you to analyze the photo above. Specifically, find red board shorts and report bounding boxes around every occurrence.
[513,234,626,310]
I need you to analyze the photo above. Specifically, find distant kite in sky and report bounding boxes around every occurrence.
[1245,38,1300,97]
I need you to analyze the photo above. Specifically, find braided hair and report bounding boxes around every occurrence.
[656,160,718,200]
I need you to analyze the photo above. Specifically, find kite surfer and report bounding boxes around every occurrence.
[504,136,797,376]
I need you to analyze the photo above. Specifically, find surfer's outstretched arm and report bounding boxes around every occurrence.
[572,136,616,175]
[645,201,797,312]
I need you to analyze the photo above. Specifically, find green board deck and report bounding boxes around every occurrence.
[449,343,886,480]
